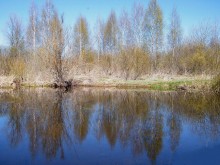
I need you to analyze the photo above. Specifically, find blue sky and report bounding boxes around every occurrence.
[0,0,219,46]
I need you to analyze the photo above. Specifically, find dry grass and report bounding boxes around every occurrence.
[0,75,15,88]
[0,73,213,91]
[212,74,220,94]
[67,73,212,91]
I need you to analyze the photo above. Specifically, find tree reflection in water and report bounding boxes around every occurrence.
[0,88,220,164]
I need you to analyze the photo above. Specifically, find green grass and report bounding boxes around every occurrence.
[96,78,212,91]
[147,79,211,91]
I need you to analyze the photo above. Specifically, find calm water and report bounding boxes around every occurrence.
[0,88,220,165]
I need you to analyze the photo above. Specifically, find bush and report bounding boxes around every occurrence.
[212,74,220,94]
[131,48,150,80]
[9,57,26,77]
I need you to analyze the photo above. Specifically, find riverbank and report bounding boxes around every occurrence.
[74,75,212,91]
[0,75,213,91]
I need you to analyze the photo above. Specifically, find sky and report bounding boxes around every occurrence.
[0,0,220,46]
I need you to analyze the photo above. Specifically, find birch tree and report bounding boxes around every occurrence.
[73,16,90,62]
[7,15,25,58]
[104,11,119,55]
[39,0,65,82]
[144,0,163,70]
[167,7,182,73]
[50,13,65,82]
[119,10,132,49]
[209,22,220,72]
[118,10,132,79]
[26,1,39,55]
[6,15,25,76]
[103,11,119,73]
[95,18,105,63]
[131,3,145,48]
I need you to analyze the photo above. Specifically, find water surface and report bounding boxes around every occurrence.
[0,88,220,165]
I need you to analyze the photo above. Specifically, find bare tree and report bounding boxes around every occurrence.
[6,15,26,77]
[119,10,132,49]
[118,10,132,79]
[95,18,105,63]
[104,11,119,54]
[144,0,163,71]
[103,11,119,74]
[39,1,65,83]
[167,7,182,73]
[209,22,220,72]
[131,3,145,48]
[73,16,90,62]
[7,15,25,58]
[26,0,39,55]
[50,13,65,82]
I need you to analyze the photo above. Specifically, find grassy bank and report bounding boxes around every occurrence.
[77,76,212,91]
[0,75,213,91]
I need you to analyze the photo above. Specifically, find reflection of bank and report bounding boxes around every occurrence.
[0,88,220,162]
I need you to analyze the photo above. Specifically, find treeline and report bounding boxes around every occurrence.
[0,0,219,82]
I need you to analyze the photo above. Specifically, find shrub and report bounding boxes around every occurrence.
[212,74,220,94]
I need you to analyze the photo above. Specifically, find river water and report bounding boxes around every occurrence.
[0,88,220,165]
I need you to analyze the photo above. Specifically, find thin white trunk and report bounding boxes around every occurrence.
[80,21,82,62]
